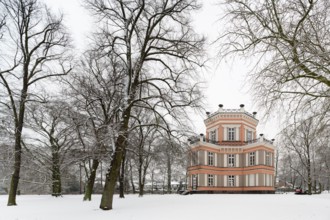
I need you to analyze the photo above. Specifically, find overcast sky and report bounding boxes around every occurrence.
[43,0,280,139]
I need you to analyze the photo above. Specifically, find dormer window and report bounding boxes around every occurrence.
[228,128,235,141]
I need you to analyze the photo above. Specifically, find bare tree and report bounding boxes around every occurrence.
[85,0,205,210]
[219,0,330,116]
[24,101,76,197]
[280,116,328,194]
[66,51,124,201]
[0,0,72,205]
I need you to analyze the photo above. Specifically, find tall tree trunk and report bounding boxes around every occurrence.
[7,88,27,206]
[83,159,99,201]
[99,128,128,210]
[138,164,144,197]
[167,156,171,194]
[7,135,22,205]
[129,161,136,194]
[307,144,312,195]
[119,150,126,198]
[52,146,62,197]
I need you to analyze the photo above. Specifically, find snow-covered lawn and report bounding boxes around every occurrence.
[1,193,330,220]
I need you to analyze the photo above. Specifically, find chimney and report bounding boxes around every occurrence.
[206,112,210,117]
[259,133,264,142]
[199,133,204,142]
[252,112,257,118]
[240,104,245,111]
[218,104,223,111]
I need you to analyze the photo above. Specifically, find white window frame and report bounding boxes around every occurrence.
[210,130,216,142]
[228,175,235,187]
[208,174,214,186]
[247,130,253,142]
[228,154,235,167]
[208,152,214,166]
[249,152,255,166]
[228,128,235,141]
[266,152,270,166]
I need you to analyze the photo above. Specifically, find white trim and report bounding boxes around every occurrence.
[205,151,207,166]
[222,124,241,128]
[207,125,220,131]
[270,153,273,166]
[245,153,248,167]
[256,150,259,165]
[224,128,227,141]
[236,127,240,141]
[236,154,240,167]
[205,174,207,187]
[224,175,227,187]
[224,154,227,167]
[215,152,217,166]
[215,175,218,187]
[236,175,239,187]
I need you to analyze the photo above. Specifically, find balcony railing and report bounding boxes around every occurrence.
[188,137,274,146]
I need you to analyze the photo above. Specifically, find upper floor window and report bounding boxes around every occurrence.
[247,130,253,142]
[228,154,235,167]
[191,151,198,166]
[228,175,235,187]
[208,174,214,186]
[266,152,270,166]
[228,128,235,141]
[208,152,214,166]
[249,152,255,166]
[210,130,216,142]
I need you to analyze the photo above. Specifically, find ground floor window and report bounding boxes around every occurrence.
[228,175,235,187]
[208,174,214,186]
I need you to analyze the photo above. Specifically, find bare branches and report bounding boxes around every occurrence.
[219,0,330,117]
[0,0,73,206]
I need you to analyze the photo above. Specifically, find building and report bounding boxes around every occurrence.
[187,104,275,193]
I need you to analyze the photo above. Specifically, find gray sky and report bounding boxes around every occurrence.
[43,0,280,140]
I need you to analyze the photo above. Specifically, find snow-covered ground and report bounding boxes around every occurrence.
[1,193,330,220]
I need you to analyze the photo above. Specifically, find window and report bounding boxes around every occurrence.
[228,175,235,187]
[228,128,235,141]
[192,175,198,190]
[249,152,255,166]
[247,130,253,142]
[210,130,216,142]
[191,151,198,166]
[228,154,235,167]
[208,152,214,166]
[266,152,270,166]
[208,174,214,186]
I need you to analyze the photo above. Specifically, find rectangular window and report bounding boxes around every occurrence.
[228,175,235,187]
[192,151,198,165]
[228,128,235,141]
[249,152,255,166]
[208,174,214,186]
[247,130,252,142]
[266,152,270,166]
[228,154,235,167]
[210,130,216,142]
[208,152,214,166]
